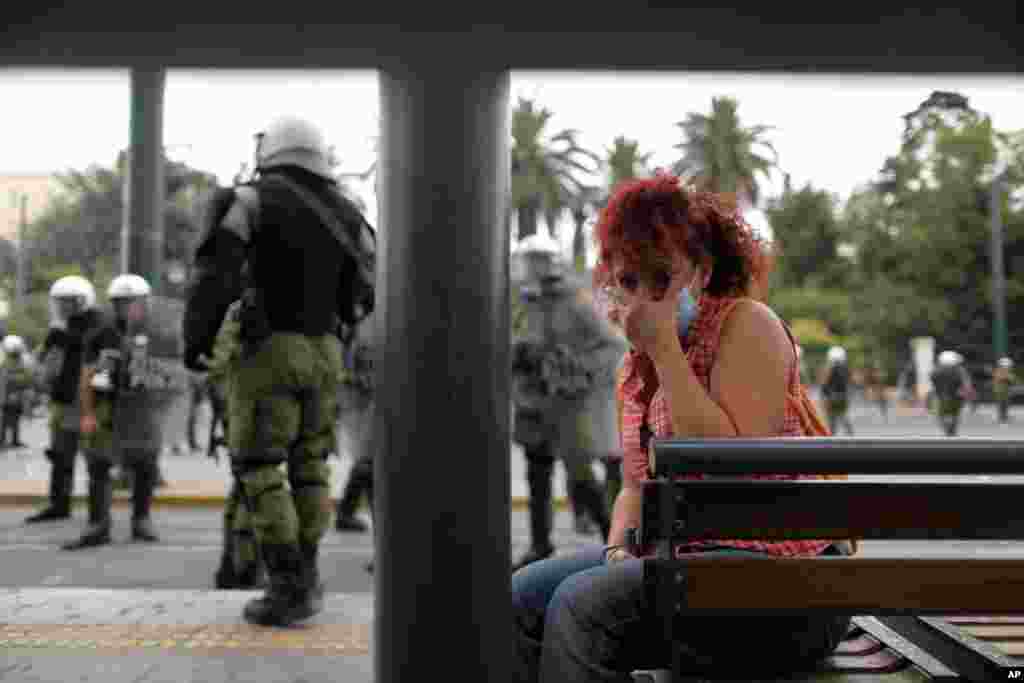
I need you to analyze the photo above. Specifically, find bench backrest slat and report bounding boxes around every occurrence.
[649,438,1024,477]
[639,480,1024,542]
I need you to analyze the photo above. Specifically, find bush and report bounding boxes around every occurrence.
[2,293,51,352]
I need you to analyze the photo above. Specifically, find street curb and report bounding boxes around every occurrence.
[0,494,565,511]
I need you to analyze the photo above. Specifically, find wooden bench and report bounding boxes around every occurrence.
[626,437,1024,682]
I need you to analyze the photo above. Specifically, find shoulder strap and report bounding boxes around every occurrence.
[257,173,375,284]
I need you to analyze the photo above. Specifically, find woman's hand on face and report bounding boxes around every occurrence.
[620,272,685,359]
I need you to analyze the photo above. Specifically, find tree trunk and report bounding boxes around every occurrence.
[516,197,540,240]
[517,199,540,241]
[572,213,586,273]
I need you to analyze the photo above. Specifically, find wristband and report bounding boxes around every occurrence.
[603,544,631,563]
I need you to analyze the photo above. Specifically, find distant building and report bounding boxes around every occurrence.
[0,173,65,243]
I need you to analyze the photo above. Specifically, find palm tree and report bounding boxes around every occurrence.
[672,96,778,208]
[329,144,376,213]
[606,136,652,193]
[568,185,605,273]
[510,97,601,241]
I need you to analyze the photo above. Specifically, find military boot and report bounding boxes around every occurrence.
[569,477,611,543]
[242,543,318,627]
[130,463,160,542]
[514,454,555,571]
[235,560,268,590]
[300,541,325,613]
[25,450,74,524]
[335,456,372,533]
[213,552,239,589]
[215,532,267,590]
[62,468,112,550]
[214,552,267,590]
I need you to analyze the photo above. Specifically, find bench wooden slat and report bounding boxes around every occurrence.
[945,616,1024,624]
[957,625,1024,639]
[993,642,1024,656]
[640,480,1024,541]
[647,558,1024,614]
[650,437,1024,476]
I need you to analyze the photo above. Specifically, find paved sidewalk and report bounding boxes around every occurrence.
[0,588,374,682]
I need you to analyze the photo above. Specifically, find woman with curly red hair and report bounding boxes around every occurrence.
[511,172,851,681]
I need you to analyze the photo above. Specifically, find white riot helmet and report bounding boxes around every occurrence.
[513,231,564,284]
[107,273,152,300]
[826,346,847,364]
[937,350,962,366]
[998,357,1014,368]
[254,116,332,180]
[107,274,152,329]
[1,335,25,354]
[48,275,96,329]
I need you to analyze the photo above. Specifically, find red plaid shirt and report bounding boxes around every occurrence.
[618,295,832,558]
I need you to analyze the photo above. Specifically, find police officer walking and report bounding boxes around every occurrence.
[931,350,976,437]
[63,274,185,549]
[25,276,104,524]
[820,346,854,436]
[184,116,376,626]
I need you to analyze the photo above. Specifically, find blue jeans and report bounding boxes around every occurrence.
[512,545,850,682]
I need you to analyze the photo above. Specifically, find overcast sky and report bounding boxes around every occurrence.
[2,68,1021,253]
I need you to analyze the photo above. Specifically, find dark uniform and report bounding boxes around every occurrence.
[821,359,854,436]
[184,163,375,626]
[185,370,213,452]
[64,291,188,549]
[0,343,31,447]
[931,354,974,437]
[25,308,104,523]
[334,311,375,536]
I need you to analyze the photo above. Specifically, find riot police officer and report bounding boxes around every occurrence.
[993,357,1017,424]
[25,276,104,524]
[931,350,976,437]
[334,310,375,536]
[184,115,375,626]
[510,232,626,571]
[204,298,267,589]
[1,335,31,447]
[63,274,187,550]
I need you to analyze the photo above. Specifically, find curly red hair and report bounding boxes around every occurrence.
[592,171,769,298]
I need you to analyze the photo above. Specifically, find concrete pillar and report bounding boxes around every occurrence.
[375,63,512,681]
[121,67,165,293]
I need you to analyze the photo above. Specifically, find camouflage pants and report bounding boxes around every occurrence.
[210,378,259,572]
[223,478,260,569]
[229,332,342,549]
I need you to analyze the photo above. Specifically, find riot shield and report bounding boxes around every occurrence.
[111,295,190,452]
